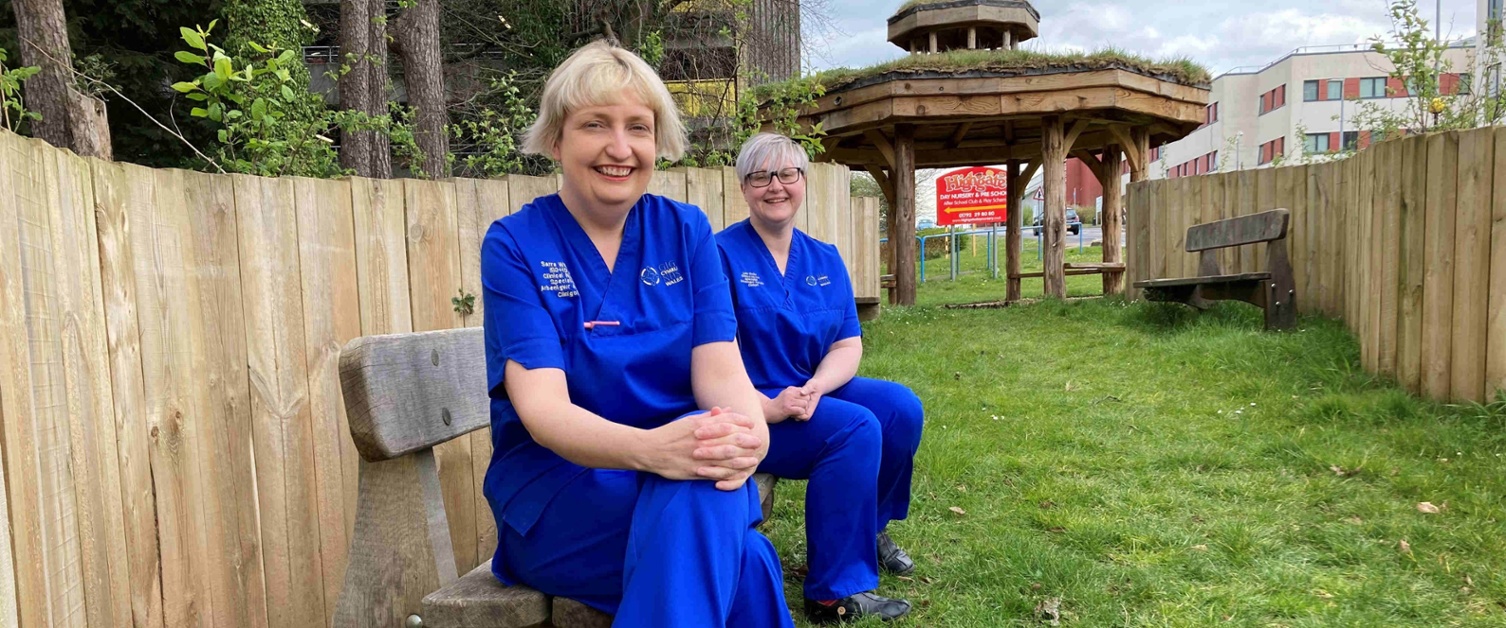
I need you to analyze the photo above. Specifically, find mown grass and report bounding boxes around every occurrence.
[760,261,1506,626]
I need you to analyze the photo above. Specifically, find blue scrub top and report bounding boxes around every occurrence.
[715,219,861,390]
[480,193,738,535]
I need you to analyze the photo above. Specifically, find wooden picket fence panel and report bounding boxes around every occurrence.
[1127,127,1506,405]
[0,129,877,627]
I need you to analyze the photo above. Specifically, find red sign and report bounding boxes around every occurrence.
[936,166,1009,226]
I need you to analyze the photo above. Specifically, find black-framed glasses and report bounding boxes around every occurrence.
[745,167,804,188]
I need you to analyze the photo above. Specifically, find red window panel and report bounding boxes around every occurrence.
[1344,78,1360,99]
[1276,84,1286,108]
[1259,142,1270,165]
[1329,132,1340,150]
[1441,73,1460,95]
[1276,137,1285,158]
[1388,77,1407,97]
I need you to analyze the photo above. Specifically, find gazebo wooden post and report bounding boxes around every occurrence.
[968,27,977,49]
[1005,160,1024,302]
[1123,127,1151,300]
[1042,116,1067,298]
[1099,147,1125,295]
[894,125,918,306]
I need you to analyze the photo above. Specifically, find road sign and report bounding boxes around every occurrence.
[936,166,1009,226]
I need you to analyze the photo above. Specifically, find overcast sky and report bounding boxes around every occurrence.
[807,0,1481,76]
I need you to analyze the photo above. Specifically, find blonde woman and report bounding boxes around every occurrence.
[717,133,924,624]
[479,42,793,627]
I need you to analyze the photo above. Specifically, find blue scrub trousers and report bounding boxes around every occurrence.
[491,468,795,628]
[758,376,925,600]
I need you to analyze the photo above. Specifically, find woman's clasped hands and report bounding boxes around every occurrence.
[647,407,767,491]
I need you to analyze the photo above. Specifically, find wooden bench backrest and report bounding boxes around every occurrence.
[1185,209,1290,252]
[340,327,489,462]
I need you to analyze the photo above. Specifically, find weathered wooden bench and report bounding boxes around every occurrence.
[1132,208,1296,330]
[332,326,777,627]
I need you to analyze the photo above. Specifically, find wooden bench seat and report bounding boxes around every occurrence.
[334,327,777,627]
[1132,209,1295,330]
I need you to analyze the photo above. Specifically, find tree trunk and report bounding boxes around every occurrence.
[12,0,112,158]
[339,0,391,177]
[1042,116,1067,299]
[392,0,450,179]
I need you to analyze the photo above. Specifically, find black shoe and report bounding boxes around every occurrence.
[804,592,912,624]
[877,531,915,576]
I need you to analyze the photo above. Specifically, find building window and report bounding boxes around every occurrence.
[1305,133,1332,154]
[1205,102,1219,124]
[1304,80,1320,101]
[1327,79,1343,100]
[1359,77,1388,98]
[1342,131,1360,150]
[1459,73,1473,95]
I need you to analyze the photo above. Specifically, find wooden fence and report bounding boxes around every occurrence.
[1126,127,1506,405]
[0,128,879,628]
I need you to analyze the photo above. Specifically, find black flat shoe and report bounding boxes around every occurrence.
[804,591,912,624]
[877,531,915,576]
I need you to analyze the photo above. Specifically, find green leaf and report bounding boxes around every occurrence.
[277,49,297,64]
[190,107,209,118]
[181,27,206,51]
[202,73,223,91]
[185,92,208,102]
[213,55,233,81]
[280,85,296,102]
[248,41,271,54]
[208,103,223,122]
[170,81,198,93]
[174,51,206,65]
[217,129,228,143]
[250,98,267,121]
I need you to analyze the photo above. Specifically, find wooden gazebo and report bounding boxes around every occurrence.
[769,0,1210,305]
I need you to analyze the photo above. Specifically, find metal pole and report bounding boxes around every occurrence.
[949,228,958,281]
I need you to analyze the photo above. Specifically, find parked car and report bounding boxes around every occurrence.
[1029,208,1082,235]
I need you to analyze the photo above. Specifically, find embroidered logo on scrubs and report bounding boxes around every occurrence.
[805,275,832,288]
[538,261,579,298]
[805,276,818,286]
[740,272,763,287]
[645,261,684,286]
[818,275,832,287]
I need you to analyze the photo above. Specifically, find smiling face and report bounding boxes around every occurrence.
[552,91,658,217]
[741,161,806,230]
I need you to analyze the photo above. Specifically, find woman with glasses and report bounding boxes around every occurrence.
[716,133,924,624]
[480,43,793,627]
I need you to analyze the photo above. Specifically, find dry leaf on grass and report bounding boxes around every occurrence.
[949,506,966,516]
[1417,502,1440,514]
[1035,597,1062,626]
[1191,544,1208,552]
[1399,539,1412,554]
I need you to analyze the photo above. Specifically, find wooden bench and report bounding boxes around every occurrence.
[1132,208,1296,330]
[332,326,777,628]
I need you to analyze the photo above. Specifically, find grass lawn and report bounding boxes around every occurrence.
[761,259,1506,626]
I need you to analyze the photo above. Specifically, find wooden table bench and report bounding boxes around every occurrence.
[332,327,777,628]
[1132,208,1296,330]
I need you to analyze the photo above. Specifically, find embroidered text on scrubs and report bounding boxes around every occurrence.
[658,262,685,286]
[741,272,763,287]
[539,261,579,298]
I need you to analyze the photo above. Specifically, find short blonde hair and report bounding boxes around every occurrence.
[522,40,689,161]
[735,133,809,183]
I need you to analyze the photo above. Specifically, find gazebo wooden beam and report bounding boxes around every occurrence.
[1005,155,1042,303]
[946,122,974,149]
[1106,125,1143,173]
[1071,149,1106,181]
[1099,146,1126,296]
[893,125,918,306]
[1042,115,1069,298]
[864,129,898,170]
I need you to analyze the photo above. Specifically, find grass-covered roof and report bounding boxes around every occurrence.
[751,48,1211,102]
